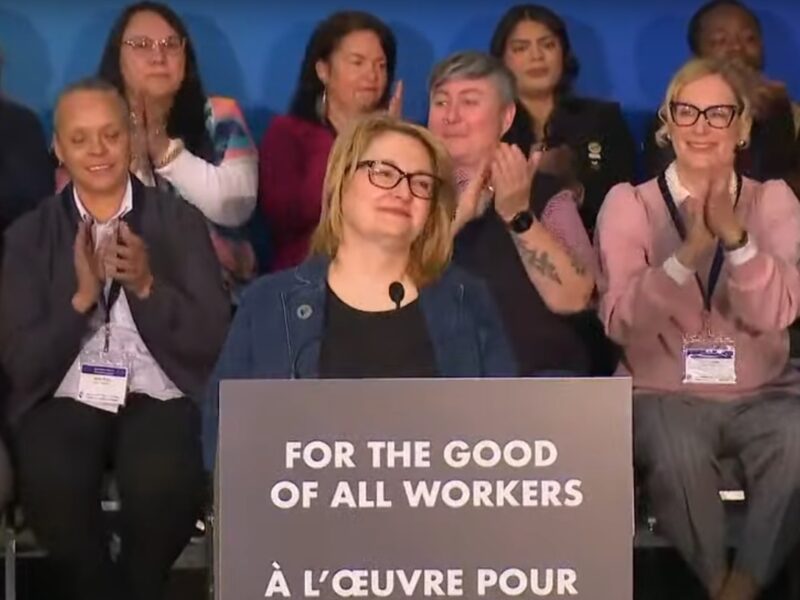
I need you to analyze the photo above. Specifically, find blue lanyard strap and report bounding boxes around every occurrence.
[100,280,122,352]
[656,171,742,312]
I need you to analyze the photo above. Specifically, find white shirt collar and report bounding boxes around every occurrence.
[664,161,737,205]
[72,177,133,223]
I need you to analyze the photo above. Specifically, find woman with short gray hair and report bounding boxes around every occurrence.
[428,50,599,377]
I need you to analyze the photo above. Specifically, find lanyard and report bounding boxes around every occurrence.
[656,172,742,313]
[100,280,122,352]
[81,214,126,353]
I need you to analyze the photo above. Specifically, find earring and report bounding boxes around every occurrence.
[736,139,746,149]
[316,87,328,121]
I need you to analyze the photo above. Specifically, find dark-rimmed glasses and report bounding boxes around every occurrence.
[122,36,185,56]
[356,160,440,200]
[669,101,741,129]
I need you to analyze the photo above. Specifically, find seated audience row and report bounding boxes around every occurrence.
[262,0,800,275]
[208,53,800,600]
[3,1,798,277]
[1,1,800,599]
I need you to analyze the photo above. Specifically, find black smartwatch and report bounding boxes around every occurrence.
[508,210,534,234]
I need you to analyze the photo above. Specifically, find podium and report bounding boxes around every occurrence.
[215,378,633,599]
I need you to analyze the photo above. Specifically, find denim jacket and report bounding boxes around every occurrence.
[202,255,516,468]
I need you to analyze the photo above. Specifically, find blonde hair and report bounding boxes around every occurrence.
[655,57,753,148]
[310,114,457,287]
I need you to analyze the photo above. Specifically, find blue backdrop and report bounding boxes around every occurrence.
[1,0,799,144]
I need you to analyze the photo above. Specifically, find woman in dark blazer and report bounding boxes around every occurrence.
[489,4,636,235]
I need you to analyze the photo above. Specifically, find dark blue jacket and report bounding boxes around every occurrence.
[202,255,517,468]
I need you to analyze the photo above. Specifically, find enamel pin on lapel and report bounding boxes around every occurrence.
[588,141,602,170]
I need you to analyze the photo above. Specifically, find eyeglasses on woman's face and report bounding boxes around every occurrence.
[356,160,439,200]
[669,101,741,129]
[122,35,185,56]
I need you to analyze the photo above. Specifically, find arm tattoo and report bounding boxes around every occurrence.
[570,255,587,276]
[514,239,563,285]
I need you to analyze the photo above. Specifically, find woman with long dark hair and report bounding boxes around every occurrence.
[258,10,398,272]
[490,4,635,234]
[96,1,259,291]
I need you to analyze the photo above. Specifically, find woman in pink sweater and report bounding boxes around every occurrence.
[597,58,800,600]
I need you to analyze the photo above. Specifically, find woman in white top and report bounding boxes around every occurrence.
[94,1,260,292]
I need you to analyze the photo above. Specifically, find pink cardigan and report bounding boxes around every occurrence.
[596,176,800,396]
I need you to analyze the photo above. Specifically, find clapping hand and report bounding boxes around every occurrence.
[129,92,172,166]
[103,222,154,299]
[491,143,542,223]
[703,171,744,248]
[72,220,107,313]
[452,156,492,234]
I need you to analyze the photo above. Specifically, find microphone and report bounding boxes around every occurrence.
[388,281,405,310]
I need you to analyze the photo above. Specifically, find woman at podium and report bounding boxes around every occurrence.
[202,114,516,468]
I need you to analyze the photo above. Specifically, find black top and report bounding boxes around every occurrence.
[318,285,437,379]
[503,95,637,234]
[0,98,54,237]
[642,97,798,186]
[453,206,592,376]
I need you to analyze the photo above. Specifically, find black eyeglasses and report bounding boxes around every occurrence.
[669,101,741,129]
[356,160,440,200]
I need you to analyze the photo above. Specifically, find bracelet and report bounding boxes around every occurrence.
[154,139,185,169]
[723,229,749,251]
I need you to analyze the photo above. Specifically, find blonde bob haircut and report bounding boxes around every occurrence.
[655,57,753,148]
[310,114,457,287]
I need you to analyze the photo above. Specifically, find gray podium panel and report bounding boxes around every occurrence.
[216,378,633,599]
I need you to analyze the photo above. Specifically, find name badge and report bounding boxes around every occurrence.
[683,343,736,385]
[78,353,129,413]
